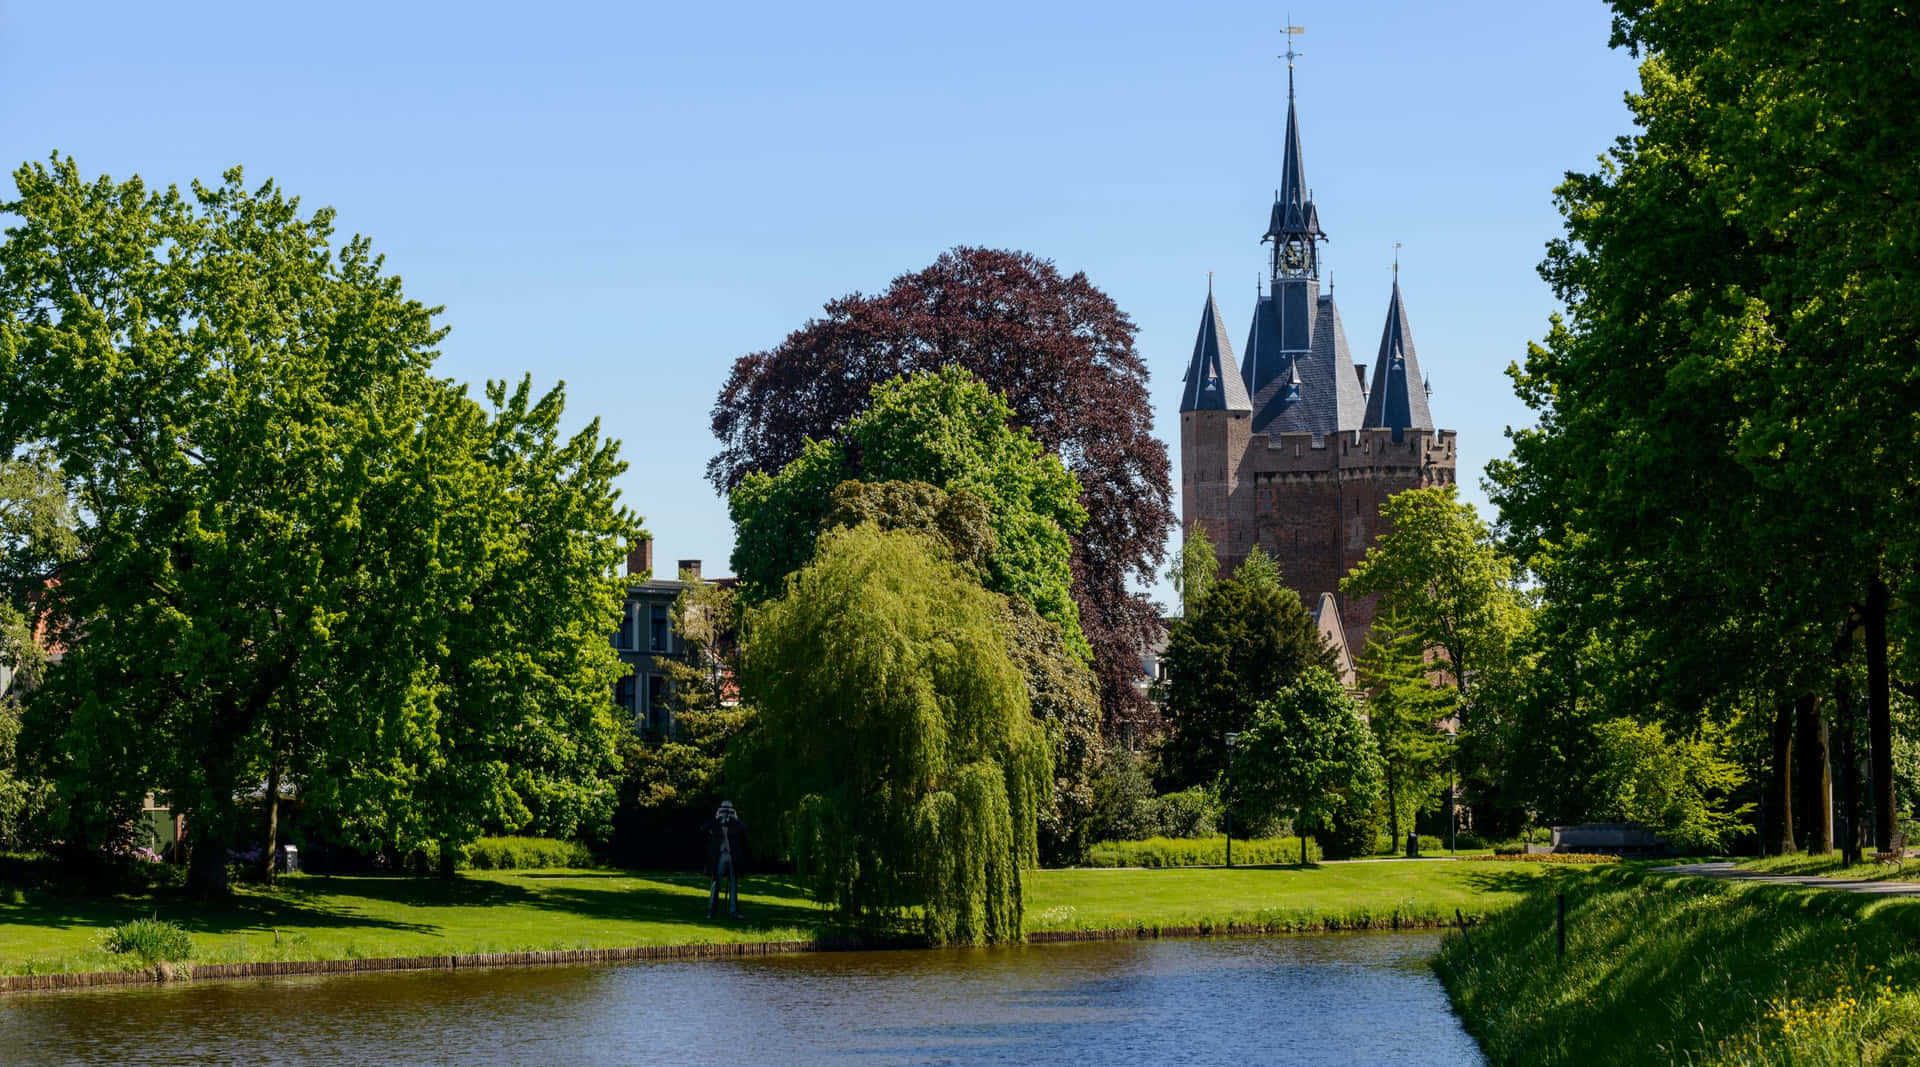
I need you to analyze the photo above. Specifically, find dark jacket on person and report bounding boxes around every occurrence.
[701,813,748,878]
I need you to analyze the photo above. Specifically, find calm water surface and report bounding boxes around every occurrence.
[1,933,1479,1065]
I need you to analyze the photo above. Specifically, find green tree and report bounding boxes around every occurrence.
[1356,609,1454,850]
[729,367,1088,658]
[1158,575,1336,791]
[1231,668,1383,864]
[819,478,1100,863]
[1343,485,1521,700]
[1591,718,1751,854]
[1170,523,1218,616]
[0,159,637,891]
[730,524,1050,944]
[1234,545,1283,596]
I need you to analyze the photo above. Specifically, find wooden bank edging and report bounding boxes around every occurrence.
[0,915,1463,996]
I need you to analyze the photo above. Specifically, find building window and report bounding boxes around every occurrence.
[612,602,637,650]
[614,675,636,718]
[650,604,670,652]
[646,674,666,733]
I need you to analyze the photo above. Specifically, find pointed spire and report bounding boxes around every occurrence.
[1262,53,1326,278]
[1361,271,1436,439]
[1180,286,1252,413]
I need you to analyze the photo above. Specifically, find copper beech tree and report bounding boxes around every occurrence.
[708,247,1172,734]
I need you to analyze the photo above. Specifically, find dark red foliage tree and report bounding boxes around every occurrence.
[709,247,1173,735]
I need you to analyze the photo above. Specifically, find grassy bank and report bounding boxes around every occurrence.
[1436,865,1920,1065]
[0,860,1550,978]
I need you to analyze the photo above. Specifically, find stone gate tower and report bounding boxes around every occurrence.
[1179,65,1457,652]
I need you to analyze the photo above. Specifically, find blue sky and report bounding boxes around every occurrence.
[1,1,1641,605]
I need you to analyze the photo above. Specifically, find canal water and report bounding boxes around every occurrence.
[1,932,1480,1065]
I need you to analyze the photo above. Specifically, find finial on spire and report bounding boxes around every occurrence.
[1393,242,1403,276]
[1281,22,1306,71]
[1208,270,1214,294]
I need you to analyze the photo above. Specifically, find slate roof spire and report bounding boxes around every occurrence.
[1262,61,1326,281]
[1361,268,1436,440]
[1180,282,1252,413]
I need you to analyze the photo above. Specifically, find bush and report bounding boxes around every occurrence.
[104,917,193,961]
[460,836,596,870]
[1142,788,1220,838]
[1084,834,1321,868]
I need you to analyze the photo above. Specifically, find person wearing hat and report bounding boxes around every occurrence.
[702,800,749,919]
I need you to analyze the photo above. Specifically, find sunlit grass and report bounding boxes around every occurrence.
[1436,866,1920,1065]
[0,859,1556,977]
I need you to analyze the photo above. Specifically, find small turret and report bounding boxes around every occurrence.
[1179,286,1251,413]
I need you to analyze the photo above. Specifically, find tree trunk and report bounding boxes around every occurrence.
[1795,695,1832,854]
[438,838,458,879]
[1838,686,1862,866]
[1299,830,1308,867]
[260,763,282,886]
[1867,571,1896,853]
[1385,760,1401,854]
[1767,701,1796,856]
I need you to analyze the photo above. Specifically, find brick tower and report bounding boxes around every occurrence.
[1178,62,1456,652]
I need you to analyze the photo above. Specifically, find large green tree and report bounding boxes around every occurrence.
[1231,668,1384,863]
[730,524,1050,944]
[729,366,1088,658]
[0,158,637,891]
[1355,608,1454,850]
[1489,0,1920,852]
[1343,486,1523,701]
[1158,568,1336,791]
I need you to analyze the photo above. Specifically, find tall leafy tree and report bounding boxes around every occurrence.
[730,524,1050,944]
[0,452,72,846]
[1355,609,1453,849]
[730,366,1088,658]
[1157,574,1336,791]
[1232,668,1384,864]
[0,158,637,891]
[1343,486,1522,700]
[1169,522,1218,617]
[708,247,1171,731]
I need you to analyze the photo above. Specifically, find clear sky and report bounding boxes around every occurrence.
[1,1,1641,606]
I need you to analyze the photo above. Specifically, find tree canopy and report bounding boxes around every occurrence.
[729,366,1088,658]
[1157,569,1336,791]
[0,158,638,890]
[708,247,1171,730]
[1231,668,1383,862]
[730,524,1050,944]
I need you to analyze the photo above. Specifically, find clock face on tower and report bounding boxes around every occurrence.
[1280,240,1307,274]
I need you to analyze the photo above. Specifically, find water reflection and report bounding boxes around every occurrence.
[1,932,1480,1065]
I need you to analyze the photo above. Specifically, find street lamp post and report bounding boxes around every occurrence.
[1224,732,1239,869]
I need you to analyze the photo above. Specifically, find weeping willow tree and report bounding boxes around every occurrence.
[733,523,1049,944]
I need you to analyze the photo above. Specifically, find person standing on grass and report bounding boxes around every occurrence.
[703,800,749,919]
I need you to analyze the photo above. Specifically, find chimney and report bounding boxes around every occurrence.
[677,559,702,582]
[626,536,653,578]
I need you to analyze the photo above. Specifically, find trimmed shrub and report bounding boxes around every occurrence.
[462,836,596,870]
[105,917,193,961]
[1084,834,1321,868]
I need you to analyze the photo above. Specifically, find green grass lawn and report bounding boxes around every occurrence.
[0,859,1554,977]
[1737,852,1920,882]
[1437,865,1920,1065]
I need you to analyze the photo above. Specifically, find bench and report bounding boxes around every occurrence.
[1874,832,1907,873]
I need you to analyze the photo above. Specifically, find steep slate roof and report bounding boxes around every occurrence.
[1264,71,1324,244]
[1179,289,1252,413]
[1243,289,1367,436]
[1311,592,1357,689]
[1360,275,1435,437]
